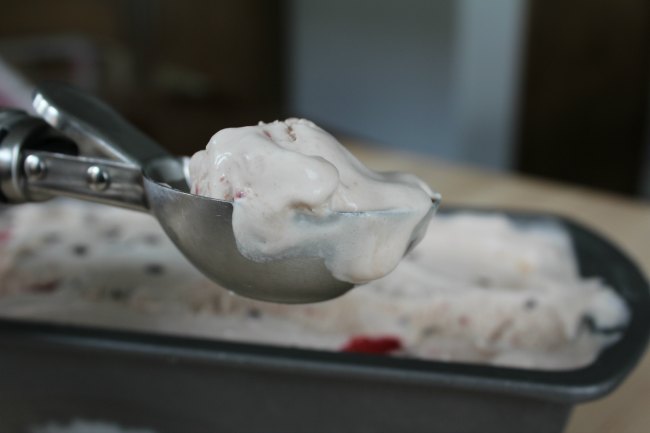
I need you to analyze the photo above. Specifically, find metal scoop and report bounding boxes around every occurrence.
[0,84,439,303]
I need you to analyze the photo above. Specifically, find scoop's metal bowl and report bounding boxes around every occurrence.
[143,159,354,303]
[143,162,439,302]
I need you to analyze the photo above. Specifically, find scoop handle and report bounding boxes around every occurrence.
[32,82,170,166]
[24,151,148,212]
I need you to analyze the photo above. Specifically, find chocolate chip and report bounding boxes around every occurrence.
[524,299,538,310]
[17,247,35,259]
[247,308,262,318]
[422,325,440,337]
[107,287,131,301]
[42,232,60,244]
[397,315,411,326]
[143,234,161,245]
[83,213,99,224]
[145,263,165,275]
[103,226,121,239]
[72,244,88,256]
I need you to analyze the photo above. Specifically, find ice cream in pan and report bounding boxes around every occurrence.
[0,200,629,370]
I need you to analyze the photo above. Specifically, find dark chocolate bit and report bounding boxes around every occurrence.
[397,315,411,326]
[524,299,538,310]
[103,226,122,239]
[72,244,89,256]
[144,263,165,275]
[42,232,61,244]
[143,234,161,245]
[83,213,99,224]
[17,248,35,259]
[107,287,131,302]
[247,308,262,318]
[422,325,440,337]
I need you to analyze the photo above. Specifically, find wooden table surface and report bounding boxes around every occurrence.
[348,143,650,433]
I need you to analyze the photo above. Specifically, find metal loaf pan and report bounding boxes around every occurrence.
[0,210,648,433]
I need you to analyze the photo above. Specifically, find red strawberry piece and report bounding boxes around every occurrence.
[341,335,402,354]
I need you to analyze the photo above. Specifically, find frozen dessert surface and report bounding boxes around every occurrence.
[188,118,436,284]
[0,200,630,370]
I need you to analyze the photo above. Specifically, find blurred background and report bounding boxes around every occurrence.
[0,0,649,197]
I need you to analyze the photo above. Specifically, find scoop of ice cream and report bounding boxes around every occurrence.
[188,118,435,284]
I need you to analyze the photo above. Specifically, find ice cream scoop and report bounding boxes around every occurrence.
[0,84,440,303]
[189,118,438,285]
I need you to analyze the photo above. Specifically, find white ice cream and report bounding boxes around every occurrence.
[188,118,436,283]
[0,200,630,370]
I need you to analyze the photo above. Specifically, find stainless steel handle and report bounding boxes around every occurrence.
[32,82,170,165]
[0,86,182,209]
[0,110,77,204]
[23,151,148,212]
